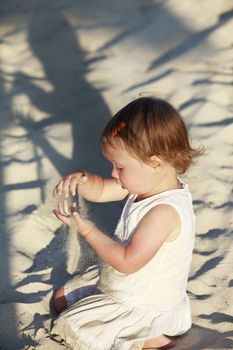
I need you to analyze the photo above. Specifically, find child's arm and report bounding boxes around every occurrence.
[54,203,181,274]
[53,171,129,203]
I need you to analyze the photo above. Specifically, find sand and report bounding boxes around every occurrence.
[0,0,233,349]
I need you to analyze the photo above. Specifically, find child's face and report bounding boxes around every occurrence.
[104,143,158,197]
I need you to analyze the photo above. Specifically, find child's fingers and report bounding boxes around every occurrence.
[58,200,70,216]
[53,178,66,197]
[53,179,70,198]
[69,173,87,195]
[53,210,70,226]
[53,172,88,197]
[52,186,57,197]
[70,179,78,196]
[63,198,71,215]
[62,177,71,198]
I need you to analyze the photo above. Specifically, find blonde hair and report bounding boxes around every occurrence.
[101,97,204,174]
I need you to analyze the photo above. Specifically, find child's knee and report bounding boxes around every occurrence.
[53,287,67,314]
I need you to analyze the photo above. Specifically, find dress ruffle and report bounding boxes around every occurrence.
[51,290,190,350]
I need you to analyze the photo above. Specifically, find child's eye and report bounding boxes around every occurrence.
[116,167,123,171]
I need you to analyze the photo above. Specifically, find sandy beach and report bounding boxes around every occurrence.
[0,0,233,349]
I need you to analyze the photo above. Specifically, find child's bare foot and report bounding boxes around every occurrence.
[143,334,176,349]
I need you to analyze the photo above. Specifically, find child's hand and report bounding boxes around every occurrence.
[53,204,94,238]
[72,209,95,237]
[53,208,71,226]
[53,171,88,198]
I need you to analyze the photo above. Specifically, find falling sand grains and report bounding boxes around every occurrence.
[66,194,89,274]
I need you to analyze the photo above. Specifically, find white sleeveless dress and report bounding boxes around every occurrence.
[51,182,195,350]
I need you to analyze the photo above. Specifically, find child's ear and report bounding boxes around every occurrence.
[150,155,161,169]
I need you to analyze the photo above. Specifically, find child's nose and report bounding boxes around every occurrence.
[111,167,118,180]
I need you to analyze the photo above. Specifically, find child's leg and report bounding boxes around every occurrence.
[143,334,176,349]
[53,287,67,314]
[53,284,101,314]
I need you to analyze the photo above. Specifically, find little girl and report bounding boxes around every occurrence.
[52,97,203,350]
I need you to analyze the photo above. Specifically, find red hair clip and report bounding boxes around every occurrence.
[112,121,126,137]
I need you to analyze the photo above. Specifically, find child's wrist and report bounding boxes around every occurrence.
[80,224,94,239]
